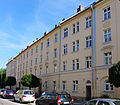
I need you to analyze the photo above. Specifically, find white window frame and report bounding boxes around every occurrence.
[104,51,112,65]
[86,36,92,48]
[76,40,79,51]
[72,42,75,52]
[54,64,57,73]
[62,81,66,91]
[86,16,92,28]
[40,55,43,63]
[103,7,111,21]
[46,52,49,60]
[73,80,78,92]
[73,24,75,34]
[104,29,111,43]
[76,59,79,70]
[63,44,67,54]
[53,81,56,91]
[72,60,75,70]
[64,28,68,38]
[77,22,79,32]
[46,66,48,74]
[85,56,92,68]
[104,80,113,92]
[63,61,66,71]
[47,39,50,47]
[55,34,58,43]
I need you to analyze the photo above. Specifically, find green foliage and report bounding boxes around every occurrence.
[109,61,120,87]
[0,68,6,88]
[100,94,110,98]
[21,74,40,89]
[5,76,16,88]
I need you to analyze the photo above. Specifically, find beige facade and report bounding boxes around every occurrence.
[6,0,120,99]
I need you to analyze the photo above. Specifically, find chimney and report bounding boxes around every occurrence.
[55,24,58,28]
[62,18,66,21]
[77,5,85,12]
[36,38,39,40]
[44,31,48,36]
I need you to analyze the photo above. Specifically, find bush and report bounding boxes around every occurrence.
[100,94,110,98]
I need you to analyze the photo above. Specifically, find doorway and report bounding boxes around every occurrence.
[86,85,91,100]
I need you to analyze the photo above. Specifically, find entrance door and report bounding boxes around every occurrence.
[86,86,91,100]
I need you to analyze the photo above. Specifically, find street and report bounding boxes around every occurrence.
[0,97,83,105]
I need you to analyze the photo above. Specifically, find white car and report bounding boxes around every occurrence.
[84,99,120,105]
[14,90,35,103]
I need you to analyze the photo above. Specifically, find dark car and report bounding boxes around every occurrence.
[3,90,14,98]
[35,92,74,105]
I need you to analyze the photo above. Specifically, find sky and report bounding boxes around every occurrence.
[0,0,95,68]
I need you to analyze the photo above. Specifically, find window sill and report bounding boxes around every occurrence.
[62,53,68,56]
[72,91,78,93]
[103,41,111,45]
[84,26,91,30]
[71,31,79,35]
[104,90,114,93]
[102,17,111,22]
[84,47,92,50]
[71,50,79,54]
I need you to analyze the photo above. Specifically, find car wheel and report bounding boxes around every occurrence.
[20,98,22,104]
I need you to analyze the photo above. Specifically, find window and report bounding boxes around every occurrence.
[73,80,78,92]
[23,63,24,69]
[46,66,48,74]
[72,42,75,52]
[35,58,37,65]
[40,55,43,63]
[35,69,37,76]
[62,81,66,91]
[104,80,113,92]
[40,68,42,75]
[63,61,67,71]
[76,59,79,70]
[64,28,68,37]
[45,81,48,90]
[41,42,43,50]
[103,7,111,20]
[53,81,56,91]
[54,48,57,58]
[77,22,79,32]
[86,56,92,68]
[46,52,49,60]
[76,40,79,51]
[31,60,32,66]
[63,44,67,54]
[104,52,112,65]
[104,29,111,43]
[36,46,38,53]
[23,54,25,60]
[27,52,28,58]
[31,49,33,56]
[73,24,75,34]
[86,16,92,28]
[86,36,92,48]
[47,39,50,47]
[72,60,75,70]
[55,34,58,43]
[54,64,57,72]
[26,61,28,68]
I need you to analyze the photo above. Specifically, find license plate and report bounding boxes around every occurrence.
[10,93,13,95]
[64,102,69,104]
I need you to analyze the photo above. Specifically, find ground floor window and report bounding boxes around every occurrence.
[73,80,78,92]
[104,80,113,92]
[62,81,66,91]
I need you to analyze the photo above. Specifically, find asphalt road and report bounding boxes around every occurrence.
[0,97,83,105]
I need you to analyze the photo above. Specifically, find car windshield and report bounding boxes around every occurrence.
[60,94,71,100]
[24,91,34,95]
[113,101,120,105]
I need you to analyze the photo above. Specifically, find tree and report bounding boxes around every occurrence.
[109,61,120,88]
[0,68,6,88]
[21,74,40,90]
[5,76,16,89]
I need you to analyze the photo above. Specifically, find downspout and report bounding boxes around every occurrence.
[58,24,61,92]
[93,4,97,97]
[90,4,94,98]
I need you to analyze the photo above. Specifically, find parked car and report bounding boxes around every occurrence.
[35,91,74,105]
[84,99,120,105]
[2,90,14,98]
[0,89,7,97]
[14,90,35,103]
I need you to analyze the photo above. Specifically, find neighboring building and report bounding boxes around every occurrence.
[6,0,120,100]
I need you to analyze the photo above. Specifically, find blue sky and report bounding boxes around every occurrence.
[0,0,95,68]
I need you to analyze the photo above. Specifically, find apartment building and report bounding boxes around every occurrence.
[6,0,120,99]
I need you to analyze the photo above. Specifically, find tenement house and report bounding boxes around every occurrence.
[6,0,120,99]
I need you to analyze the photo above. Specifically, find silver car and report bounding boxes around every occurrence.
[84,99,120,105]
